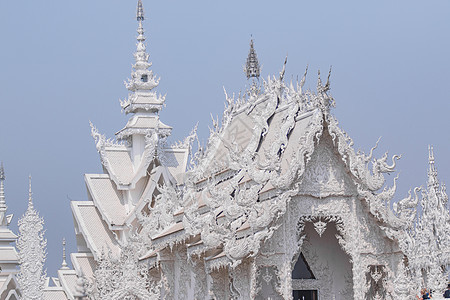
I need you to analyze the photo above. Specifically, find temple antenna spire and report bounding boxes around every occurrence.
[0,163,6,210]
[0,163,7,227]
[137,0,144,21]
[136,0,145,43]
[428,145,438,188]
[132,0,150,70]
[28,175,33,209]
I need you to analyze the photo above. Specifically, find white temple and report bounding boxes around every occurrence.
[1,1,449,299]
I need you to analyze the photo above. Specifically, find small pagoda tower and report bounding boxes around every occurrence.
[243,39,260,80]
[117,0,172,169]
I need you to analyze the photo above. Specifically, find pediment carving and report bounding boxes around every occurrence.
[298,134,356,198]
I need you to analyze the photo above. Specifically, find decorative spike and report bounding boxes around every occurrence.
[298,65,308,92]
[244,39,260,80]
[325,65,332,89]
[279,55,287,81]
[317,69,322,87]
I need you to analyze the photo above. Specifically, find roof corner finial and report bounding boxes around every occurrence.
[61,238,69,270]
[279,55,288,81]
[244,37,260,80]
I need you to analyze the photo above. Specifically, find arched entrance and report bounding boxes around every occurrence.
[292,220,352,300]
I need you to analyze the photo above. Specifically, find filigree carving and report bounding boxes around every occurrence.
[17,180,47,300]
[89,236,161,300]
[313,219,327,237]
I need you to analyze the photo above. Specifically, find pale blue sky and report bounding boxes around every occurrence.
[0,0,449,275]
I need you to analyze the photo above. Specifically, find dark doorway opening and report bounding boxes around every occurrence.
[292,252,315,279]
[292,290,318,300]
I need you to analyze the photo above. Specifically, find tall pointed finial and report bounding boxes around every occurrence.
[0,163,7,227]
[137,0,144,21]
[133,0,150,69]
[244,38,261,80]
[0,163,4,181]
[428,145,438,188]
[279,55,288,81]
[28,175,33,208]
[136,0,145,42]
[61,238,69,270]
[0,163,6,207]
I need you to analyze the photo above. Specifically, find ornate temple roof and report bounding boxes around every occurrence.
[140,64,410,269]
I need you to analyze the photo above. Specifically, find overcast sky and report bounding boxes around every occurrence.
[0,0,449,276]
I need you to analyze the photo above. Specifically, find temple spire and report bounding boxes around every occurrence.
[133,0,151,71]
[137,0,144,21]
[61,238,69,270]
[0,163,7,227]
[17,176,47,300]
[428,145,438,189]
[244,38,261,80]
[28,174,33,209]
[117,0,171,143]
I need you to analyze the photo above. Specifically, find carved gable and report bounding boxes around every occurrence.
[298,133,356,198]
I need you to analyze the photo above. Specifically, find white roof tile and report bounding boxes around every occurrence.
[85,175,127,226]
[104,149,134,184]
[70,252,96,280]
[71,201,119,259]
[43,288,69,300]
[164,148,189,179]
[57,270,77,300]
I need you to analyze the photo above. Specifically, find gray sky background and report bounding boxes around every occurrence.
[0,0,449,276]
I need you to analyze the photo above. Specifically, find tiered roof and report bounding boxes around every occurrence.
[71,0,195,265]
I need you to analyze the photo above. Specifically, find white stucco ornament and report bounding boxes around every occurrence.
[17,177,47,300]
